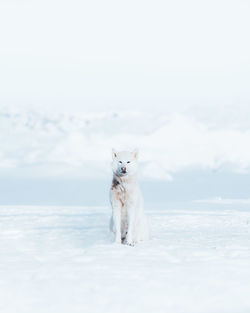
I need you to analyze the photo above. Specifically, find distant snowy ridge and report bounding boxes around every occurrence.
[1,106,250,180]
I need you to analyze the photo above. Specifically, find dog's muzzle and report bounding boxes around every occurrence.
[121,166,127,174]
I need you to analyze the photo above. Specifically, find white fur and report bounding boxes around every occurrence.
[109,149,149,245]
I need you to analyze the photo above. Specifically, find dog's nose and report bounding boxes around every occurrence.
[121,166,126,173]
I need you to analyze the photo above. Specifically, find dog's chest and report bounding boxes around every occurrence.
[112,179,134,208]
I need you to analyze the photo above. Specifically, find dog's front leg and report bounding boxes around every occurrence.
[112,204,122,244]
[110,190,122,243]
[126,206,136,246]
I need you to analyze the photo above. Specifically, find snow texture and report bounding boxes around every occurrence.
[1,204,250,313]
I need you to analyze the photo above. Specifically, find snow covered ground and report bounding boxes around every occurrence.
[1,203,250,313]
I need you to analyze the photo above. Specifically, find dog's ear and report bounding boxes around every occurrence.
[132,148,139,159]
[112,148,118,160]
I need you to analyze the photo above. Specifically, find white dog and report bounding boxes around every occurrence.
[109,149,149,245]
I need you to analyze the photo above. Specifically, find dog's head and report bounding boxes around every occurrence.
[111,149,139,177]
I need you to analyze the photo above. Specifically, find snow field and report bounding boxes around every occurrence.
[0,205,250,313]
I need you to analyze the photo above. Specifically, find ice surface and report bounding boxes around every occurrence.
[1,204,250,313]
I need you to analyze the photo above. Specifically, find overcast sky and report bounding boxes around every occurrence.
[0,0,249,113]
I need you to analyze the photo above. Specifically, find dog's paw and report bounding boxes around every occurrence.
[126,239,135,246]
[127,243,135,247]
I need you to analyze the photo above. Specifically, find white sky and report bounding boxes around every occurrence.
[0,0,249,112]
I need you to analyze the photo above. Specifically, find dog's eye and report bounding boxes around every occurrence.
[119,161,122,164]
[127,161,130,163]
